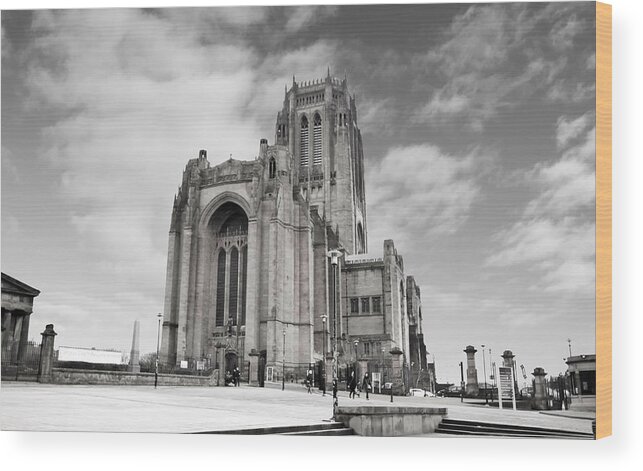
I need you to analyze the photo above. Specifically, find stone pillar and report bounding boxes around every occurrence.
[531,367,549,410]
[502,350,518,394]
[128,320,140,373]
[390,347,404,395]
[17,313,31,364]
[38,324,57,383]
[464,345,479,396]
[11,314,24,363]
[1,310,13,346]
[176,227,193,363]
[248,349,259,385]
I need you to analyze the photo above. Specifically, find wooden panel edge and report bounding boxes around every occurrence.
[595,1,612,440]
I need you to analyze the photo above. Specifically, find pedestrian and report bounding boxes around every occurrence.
[321,371,326,396]
[233,367,240,387]
[306,369,313,394]
[348,371,357,399]
[362,372,372,400]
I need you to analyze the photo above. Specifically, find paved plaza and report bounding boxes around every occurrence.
[1,382,593,435]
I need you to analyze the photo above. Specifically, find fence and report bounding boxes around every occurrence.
[1,340,42,381]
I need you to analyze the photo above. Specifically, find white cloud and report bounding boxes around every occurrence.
[487,218,594,293]
[550,15,584,51]
[366,144,481,246]
[285,6,337,33]
[556,113,592,149]
[488,122,595,294]
[547,80,595,103]
[416,3,593,128]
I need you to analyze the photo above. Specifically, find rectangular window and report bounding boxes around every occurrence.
[361,297,370,313]
[364,342,371,356]
[372,296,381,313]
[350,298,359,314]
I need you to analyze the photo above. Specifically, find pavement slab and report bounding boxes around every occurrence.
[0,382,593,436]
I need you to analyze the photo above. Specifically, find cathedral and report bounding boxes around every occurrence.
[160,73,433,393]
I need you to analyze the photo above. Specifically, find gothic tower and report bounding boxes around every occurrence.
[275,71,368,255]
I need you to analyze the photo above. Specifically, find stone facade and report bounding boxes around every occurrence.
[1,273,40,364]
[160,74,430,392]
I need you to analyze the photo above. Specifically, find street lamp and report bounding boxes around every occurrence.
[282,327,286,391]
[481,344,488,405]
[328,249,343,419]
[321,314,328,396]
[353,339,359,377]
[155,313,162,389]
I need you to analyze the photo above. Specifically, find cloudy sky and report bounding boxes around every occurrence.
[1,2,596,383]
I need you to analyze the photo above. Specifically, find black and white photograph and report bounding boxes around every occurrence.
[1,0,607,444]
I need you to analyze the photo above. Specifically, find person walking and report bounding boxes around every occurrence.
[306,369,314,394]
[348,371,357,399]
[233,367,241,387]
[362,372,372,400]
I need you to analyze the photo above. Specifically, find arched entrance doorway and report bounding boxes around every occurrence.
[225,351,238,374]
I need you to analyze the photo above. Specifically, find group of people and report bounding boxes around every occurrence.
[304,369,371,400]
[224,367,242,386]
[348,371,372,400]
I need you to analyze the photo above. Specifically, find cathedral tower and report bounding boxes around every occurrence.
[275,71,368,255]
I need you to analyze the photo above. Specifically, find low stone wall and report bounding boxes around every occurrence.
[51,367,218,386]
[336,405,447,436]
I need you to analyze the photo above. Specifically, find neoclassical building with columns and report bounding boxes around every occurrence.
[160,73,432,391]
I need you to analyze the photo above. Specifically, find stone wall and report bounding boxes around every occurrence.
[51,367,218,386]
[335,405,447,436]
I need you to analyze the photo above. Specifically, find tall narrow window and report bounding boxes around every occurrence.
[313,113,322,166]
[229,247,239,325]
[361,297,370,314]
[215,250,226,327]
[300,116,309,167]
[350,298,359,314]
[372,297,381,313]
[239,245,248,326]
[269,157,276,179]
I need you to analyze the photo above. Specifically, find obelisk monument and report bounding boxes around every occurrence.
[128,320,141,373]
[464,345,479,396]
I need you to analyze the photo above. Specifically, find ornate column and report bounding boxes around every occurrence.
[38,324,57,383]
[464,345,479,396]
[531,367,549,410]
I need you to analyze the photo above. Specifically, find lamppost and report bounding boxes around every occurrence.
[481,344,488,405]
[353,339,359,378]
[328,249,342,418]
[459,361,464,403]
[321,314,328,396]
[489,347,494,400]
[155,313,162,389]
[282,327,286,391]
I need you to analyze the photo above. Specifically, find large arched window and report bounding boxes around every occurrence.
[269,157,276,179]
[229,247,239,325]
[313,113,322,166]
[357,223,365,254]
[240,245,248,326]
[215,250,226,327]
[210,202,249,329]
[300,115,309,167]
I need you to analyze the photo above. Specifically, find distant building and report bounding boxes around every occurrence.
[566,354,596,395]
[159,74,432,391]
[1,273,40,364]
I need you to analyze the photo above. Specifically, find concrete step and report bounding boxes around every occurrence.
[437,424,592,439]
[194,422,346,435]
[282,427,355,436]
[436,418,593,439]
